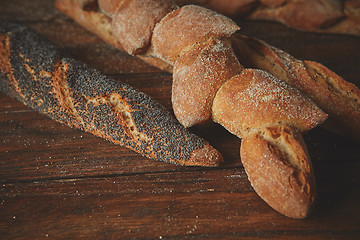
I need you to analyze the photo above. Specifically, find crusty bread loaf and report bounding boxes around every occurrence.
[212,69,327,138]
[52,0,335,219]
[231,33,360,140]
[0,20,223,167]
[241,125,316,219]
[303,61,360,139]
[176,0,360,37]
[172,38,243,127]
[150,4,240,63]
[112,0,177,55]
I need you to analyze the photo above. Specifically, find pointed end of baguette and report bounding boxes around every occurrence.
[185,143,224,167]
[240,126,316,219]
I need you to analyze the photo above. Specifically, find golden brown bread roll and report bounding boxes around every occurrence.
[151,4,240,63]
[240,125,316,219]
[112,0,177,55]
[172,38,243,127]
[212,69,327,138]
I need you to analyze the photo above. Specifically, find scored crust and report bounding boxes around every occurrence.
[303,60,360,139]
[231,33,360,140]
[212,69,327,138]
[240,125,316,219]
[0,20,223,167]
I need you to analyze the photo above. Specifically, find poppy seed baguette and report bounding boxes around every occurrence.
[0,20,223,167]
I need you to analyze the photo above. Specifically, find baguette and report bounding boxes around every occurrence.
[54,0,335,218]
[231,33,360,140]
[0,20,223,167]
[240,125,316,219]
[176,0,360,37]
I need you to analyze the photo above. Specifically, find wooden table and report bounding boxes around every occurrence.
[1,1,360,239]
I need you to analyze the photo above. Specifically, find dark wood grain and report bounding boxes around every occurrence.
[1,0,360,239]
[1,164,360,239]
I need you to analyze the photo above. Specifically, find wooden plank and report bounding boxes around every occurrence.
[1,163,359,239]
[0,96,241,182]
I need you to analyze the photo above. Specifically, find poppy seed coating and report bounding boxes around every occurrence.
[0,21,223,166]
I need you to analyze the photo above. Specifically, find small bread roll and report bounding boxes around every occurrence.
[212,69,327,137]
[241,125,316,219]
[172,38,243,127]
[152,5,240,63]
[112,0,177,55]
